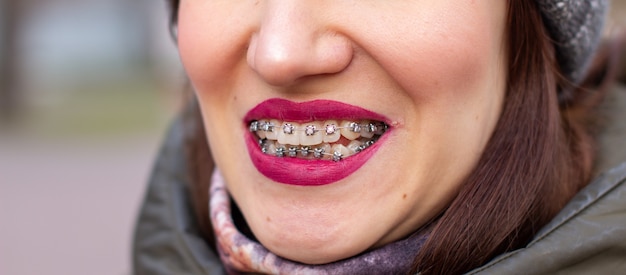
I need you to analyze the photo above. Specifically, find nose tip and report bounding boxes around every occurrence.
[247,19,353,86]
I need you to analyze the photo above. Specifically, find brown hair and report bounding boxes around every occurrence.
[412,0,590,272]
[166,0,617,273]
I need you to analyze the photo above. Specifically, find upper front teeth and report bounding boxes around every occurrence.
[283,123,295,135]
[250,119,387,147]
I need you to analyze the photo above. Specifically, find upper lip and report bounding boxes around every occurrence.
[244,98,390,124]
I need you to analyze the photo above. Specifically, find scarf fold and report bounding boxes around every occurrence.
[210,169,428,275]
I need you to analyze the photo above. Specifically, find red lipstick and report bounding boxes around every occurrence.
[244,98,390,186]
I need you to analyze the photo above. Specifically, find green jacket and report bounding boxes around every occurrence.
[133,85,626,274]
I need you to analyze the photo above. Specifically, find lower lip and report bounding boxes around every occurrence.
[245,131,387,186]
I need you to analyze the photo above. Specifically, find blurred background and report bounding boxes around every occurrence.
[0,0,182,274]
[0,1,625,275]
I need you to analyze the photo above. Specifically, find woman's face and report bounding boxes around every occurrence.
[178,0,508,264]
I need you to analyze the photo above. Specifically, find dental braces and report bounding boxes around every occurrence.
[258,138,378,162]
[249,120,388,136]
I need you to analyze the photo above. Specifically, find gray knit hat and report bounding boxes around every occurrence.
[536,0,609,84]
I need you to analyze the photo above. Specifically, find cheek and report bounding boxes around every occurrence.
[366,4,504,106]
[392,33,495,105]
[177,2,253,93]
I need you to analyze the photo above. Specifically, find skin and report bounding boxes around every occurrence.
[178,0,508,265]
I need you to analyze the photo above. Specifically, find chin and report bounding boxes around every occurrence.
[250,207,371,265]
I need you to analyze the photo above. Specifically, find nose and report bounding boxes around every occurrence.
[247,2,353,86]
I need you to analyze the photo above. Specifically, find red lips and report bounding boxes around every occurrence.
[244,98,390,186]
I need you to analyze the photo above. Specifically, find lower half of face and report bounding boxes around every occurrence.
[178,0,508,265]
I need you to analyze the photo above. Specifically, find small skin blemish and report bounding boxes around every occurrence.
[266,216,271,222]
[403,194,407,200]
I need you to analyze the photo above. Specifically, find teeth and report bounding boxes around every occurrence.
[278,122,301,145]
[252,119,386,145]
[323,120,340,143]
[275,145,286,157]
[314,143,331,159]
[375,125,387,135]
[264,119,280,140]
[257,138,378,161]
[256,120,268,139]
[349,122,361,132]
[287,146,298,157]
[360,120,375,139]
[257,129,267,139]
[313,147,325,159]
[251,119,387,161]
[260,120,272,131]
[340,121,361,140]
[347,140,363,154]
[266,141,277,155]
[320,143,331,156]
[249,121,260,132]
[299,121,323,146]
[331,144,350,162]
[282,123,295,135]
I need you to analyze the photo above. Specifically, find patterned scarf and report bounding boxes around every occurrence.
[209,169,428,275]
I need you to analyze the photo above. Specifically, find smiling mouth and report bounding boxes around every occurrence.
[244,98,391,186]
[249,119,388,161]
